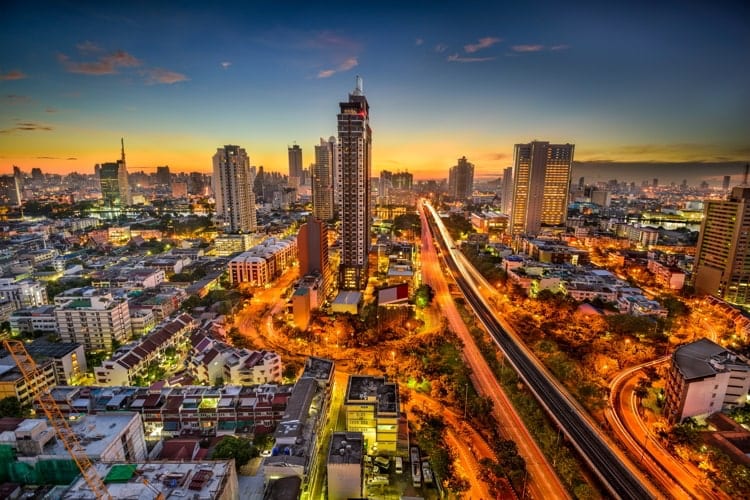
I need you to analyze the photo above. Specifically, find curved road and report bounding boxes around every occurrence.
[423,200,658,500]
[608,359,729,500]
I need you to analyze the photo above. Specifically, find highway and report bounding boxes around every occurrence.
[418,201,570,499]
[421,200,658,500]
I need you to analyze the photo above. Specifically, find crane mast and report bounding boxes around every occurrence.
[3,339,111,500]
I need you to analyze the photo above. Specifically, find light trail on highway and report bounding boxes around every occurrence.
[422,199,659,500]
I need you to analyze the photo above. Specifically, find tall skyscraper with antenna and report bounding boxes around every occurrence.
[337,76,372,291]
[99,138,131,212]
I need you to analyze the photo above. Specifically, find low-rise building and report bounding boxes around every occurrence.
[54,287,131,351]
[62,461,239,500]
[0,278,47,311]
[664,338,750,424]
[94,313,194,386]
[0,355,56,407]
[327,432,364,500]
[9,305,57,336]
[23,340,86,385]
[228,237,297,286]
[344,375,399,453]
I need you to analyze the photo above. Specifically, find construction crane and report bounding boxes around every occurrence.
[3,339,111,500]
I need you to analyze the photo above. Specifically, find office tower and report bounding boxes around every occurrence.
[288,144,303,191]
[448,156,475,201]
[212,145,257,233]
[723,175,732,191]
[510,141,574,235]
[337,76,372,291]
[155,166,171,187]
[99,139,131,209]
[501,166,513,215]
[298,217,331,298]
[312,137,335,220]
[694,170,750,305]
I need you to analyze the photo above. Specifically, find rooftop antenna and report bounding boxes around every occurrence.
[354,75,363,96]
[744,163,749,186]
[121,137,126,162]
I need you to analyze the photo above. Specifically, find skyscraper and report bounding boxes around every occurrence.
[212,145,257,233]
[337,76,372,291]
[155,166,171,187]
[694,173,750,306]
[448,156,474,201]
[298,217,331,298]
[0,175,21,206]
[312,137,335,221]
[288,144,303,192]
[510,141,574,235]
[501,166,513,215]
[723,175,732,191]
[99,139,131,210]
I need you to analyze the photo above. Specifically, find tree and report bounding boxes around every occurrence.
[211,436,258,469]
[414,284,435,308]
[0,396,22,418]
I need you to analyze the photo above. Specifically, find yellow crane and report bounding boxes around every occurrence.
[3,339,111,499]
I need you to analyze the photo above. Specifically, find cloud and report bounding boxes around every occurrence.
[415,38,424,46]
[221,61,232,69]
[67,157,77,160]
[317,57,359,78]
[76,41,103,53]
[482,153,508,161]
[0,70,27,81]
[551,44,570,51]
[58,50,141,75]
[447,53,495,63]
[144,68,189,84]
[434,43,448,53]
[464,37,501,53]
[45,107,57,113]
[512,44,545,53]
[4,94,31,104]
[0,120,54,134]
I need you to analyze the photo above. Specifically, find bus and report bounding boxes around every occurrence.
[410,446,422,487]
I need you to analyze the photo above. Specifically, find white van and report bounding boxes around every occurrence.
[394,456,403,474]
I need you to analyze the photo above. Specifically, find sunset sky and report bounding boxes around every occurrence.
[1,1,748,179]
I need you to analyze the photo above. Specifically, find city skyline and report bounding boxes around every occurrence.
[1,1,748,180]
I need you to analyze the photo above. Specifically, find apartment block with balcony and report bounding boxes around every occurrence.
[54,287,131,351]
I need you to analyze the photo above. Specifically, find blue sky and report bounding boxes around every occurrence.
[1,0,748,178]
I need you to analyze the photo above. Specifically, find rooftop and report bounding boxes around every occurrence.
[328,432,363,465]
[673,338,750,380]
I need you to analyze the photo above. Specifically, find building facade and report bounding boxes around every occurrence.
[54,288,131,351]
[664,338,750,423]
[312,137,335,220]
[212,145,257,233]
[448,156,474,201]
[511,141,574,235]
[298,218,331,299]
[228,237,298,286]
[694,185,750,306]
[288,144,303,192]
[337,77,372,290]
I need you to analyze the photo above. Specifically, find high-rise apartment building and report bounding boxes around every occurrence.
[312,137,335,220]
[99,139,132,210]
[0,175,22,206]
[212,145,257,233]
[155,166,171,187]
[448,156,474,201]
[501,166,513,215]
[694,180,750,306]
[337,76,372,291]
[723,175,732,191]
[510,141,574,235]
[392,171,413,191]
[54,287,131,351]
[298,217,331,298]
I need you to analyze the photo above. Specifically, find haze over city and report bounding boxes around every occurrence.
[1,0,748,181]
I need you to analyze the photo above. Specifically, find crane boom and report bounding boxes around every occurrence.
[3,339,111,500]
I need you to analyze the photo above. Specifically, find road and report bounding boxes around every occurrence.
[608,359,728,500]
[418,201,571,500]
[422,200,658,500]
